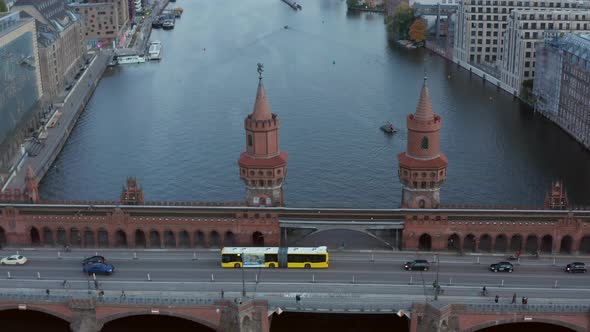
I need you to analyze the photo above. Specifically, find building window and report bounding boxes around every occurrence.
[421,137,429,150]
[248,134,253,146]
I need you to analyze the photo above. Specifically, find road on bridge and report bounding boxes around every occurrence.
[0,248,587,309]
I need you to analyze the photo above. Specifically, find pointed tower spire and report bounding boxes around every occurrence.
[238,64,288,206]
[397,78,448,209]
[414,76,434,122]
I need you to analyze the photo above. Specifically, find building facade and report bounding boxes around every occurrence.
[0,11,43,179]
[453,0,585,67]
[534,33,590,149]
[69,0,129,48]
[12,0,86,100]
[500,9,590,93]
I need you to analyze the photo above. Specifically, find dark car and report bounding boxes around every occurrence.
[490,261,513,272]
[404,259,430,271]
[83,262,114,275]
[565,262,587,273]
[82,255,106,265]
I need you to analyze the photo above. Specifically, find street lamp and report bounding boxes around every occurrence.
[239,253,246,298]
[434,254,440,301]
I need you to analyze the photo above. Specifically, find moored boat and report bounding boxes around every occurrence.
[162,19,175,30]
[380,122,397,134]
[115,54,146,65]
[148,40,162,60]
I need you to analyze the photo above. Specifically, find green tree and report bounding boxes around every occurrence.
[0,0,8,12]
[386,3,415,40]
[347,0,360,8]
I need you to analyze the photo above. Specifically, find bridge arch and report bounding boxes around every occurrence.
[463,234,476,252]
[297,228,396,249]
[99,310,217,331]
[448,233,460,251]
[494,234,507,252]
[30,227,40,246]
[178,230,190,248]
[42,227,53,245]
[0,227,6,246]
[478,234,492,252]
[418,233,432,251]
[98,228,109,247]
[0,304,72,323]
[463,318,583,332]
[579,235,590,254]
[560,235,573,253]
[252,231,264,247]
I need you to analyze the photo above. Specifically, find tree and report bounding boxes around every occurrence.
[409,19,428,43]
[386,3,415,40]
[0,0,8,12]
[347,0,360,8]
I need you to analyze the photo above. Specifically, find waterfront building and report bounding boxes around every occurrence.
[12,0,86,100]
[453,0,585,68]
[0,11,43,182]
[500,9,590,94]
[534,32,590,149]
[397,78,448,209]
[237,70,288,207]
[69,0,129,48]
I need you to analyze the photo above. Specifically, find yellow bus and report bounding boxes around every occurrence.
[221,246,329,269]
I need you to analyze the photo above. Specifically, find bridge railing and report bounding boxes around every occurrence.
[461,303,590,313]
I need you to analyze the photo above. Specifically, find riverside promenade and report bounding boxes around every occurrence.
[4,50,111,191]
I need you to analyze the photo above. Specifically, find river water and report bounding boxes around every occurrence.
[39,0,590,208]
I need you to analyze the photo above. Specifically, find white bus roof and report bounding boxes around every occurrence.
[221,246,327,254]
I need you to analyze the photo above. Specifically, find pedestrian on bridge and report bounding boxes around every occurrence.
[296,294,301,305]
[511,293,517,304]
[221,289,224,299]
[494,295,499,303]
[46,289,50,297]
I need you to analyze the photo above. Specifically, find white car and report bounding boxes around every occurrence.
[0,255,28,265]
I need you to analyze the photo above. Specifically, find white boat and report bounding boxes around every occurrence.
[116,55,146,65]
[162,19,175,30]
[148,41,162,60]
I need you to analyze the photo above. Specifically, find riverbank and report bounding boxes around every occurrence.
[4,50,111,191]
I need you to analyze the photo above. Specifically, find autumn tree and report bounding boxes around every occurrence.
[386,3,415,40]
[409,19,428,43]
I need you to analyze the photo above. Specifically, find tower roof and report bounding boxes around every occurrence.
[251,81,273,121]
[414,77,434,121]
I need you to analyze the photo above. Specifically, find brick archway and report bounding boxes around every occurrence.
[98,228,109,248]
[448,233,460,251]
[0,227,6,246]
[494,234,507,252]
[115,230,127,248]
[464,234,476,252]
[42,227,53,245]
[0,304,72,323]
[560,235,573,254]
[178,230,190,248]
[99,310,218,331]
[510,234,523,252]
[579,235,590,254]
[478,234,492,252]
[30,227,41,246]
[463,317,584,332]
[418,233,432,251]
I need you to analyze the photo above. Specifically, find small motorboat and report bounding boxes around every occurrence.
[380,122,397,134]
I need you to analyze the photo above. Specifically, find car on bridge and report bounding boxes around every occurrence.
[403,260,430,271]
[490,261,513,272]
[0,255,27,265]
[83,262,114,275]
[82,255,106,265]
[565,262,587,273]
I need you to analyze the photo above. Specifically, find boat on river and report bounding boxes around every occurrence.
[163,19,175,30]
[380,122,397,134]
[115,54,146,65]
[148,40,162,60]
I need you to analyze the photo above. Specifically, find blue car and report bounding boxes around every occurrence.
[83,262,114,275]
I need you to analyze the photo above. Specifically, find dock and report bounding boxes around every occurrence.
[281,0,302,10]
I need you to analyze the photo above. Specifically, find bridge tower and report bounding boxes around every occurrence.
[120,177,144,205]
[24,166,39,203]
[238,65,288,206]
[397,77,448,208]
[545,180,569,210]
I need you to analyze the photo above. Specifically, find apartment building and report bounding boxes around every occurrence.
[0,11,43,177]
[12,0,86,99]
[500,9,590,93]
[453,0,585,66]
[534,33,590,148]
[70,2,118,48]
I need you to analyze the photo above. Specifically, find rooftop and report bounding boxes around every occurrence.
[0,11,34,38]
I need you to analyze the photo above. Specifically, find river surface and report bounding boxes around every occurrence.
[39,0,590,208]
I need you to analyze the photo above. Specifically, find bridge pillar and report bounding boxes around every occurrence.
[69,298,103,332]
[217,299,269,332]
[409,302,458,332]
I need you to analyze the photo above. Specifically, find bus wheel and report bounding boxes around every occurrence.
[234,263,240,268]
[269,263,276,268]
[304,263,311,269]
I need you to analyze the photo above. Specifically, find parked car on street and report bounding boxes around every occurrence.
[403,259,430,271]
[83,262,114,275]
[82,255,106,265]
[0,255,27,265]
[490,261,513,272]
[565,262,587,273]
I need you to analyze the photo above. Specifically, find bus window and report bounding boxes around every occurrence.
[222,254,242,263]
[265,254,278,262]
